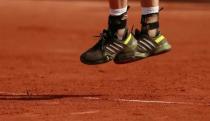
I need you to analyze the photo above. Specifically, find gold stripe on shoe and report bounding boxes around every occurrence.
[155,35,165,44]
[123,33,132,45]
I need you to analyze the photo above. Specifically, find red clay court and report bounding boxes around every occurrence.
[0,0,210,121]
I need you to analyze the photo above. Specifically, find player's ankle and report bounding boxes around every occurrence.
[140,6,160,38]
[141,13,160,38]
[108,12,128,40]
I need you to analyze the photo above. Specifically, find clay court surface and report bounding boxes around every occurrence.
[0,0,210,121]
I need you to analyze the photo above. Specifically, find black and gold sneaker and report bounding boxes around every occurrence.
[80,30,138,65]
[80,11,139,65]
[114,12,171,64]
[114,30,171,64]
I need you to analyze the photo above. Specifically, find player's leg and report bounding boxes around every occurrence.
[139,0,171,53]
[109,0,127,9]
[141,0,160,37]
[109,0,128,40]
[114,0,171,64]
[80,0,138,65]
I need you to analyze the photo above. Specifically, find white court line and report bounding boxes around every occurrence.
[117,99,199,105]
[70,110,100,115]
[84,97,210,106]
[0,92,209,106]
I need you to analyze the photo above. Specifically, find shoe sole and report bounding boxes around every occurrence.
[80,56,111,65]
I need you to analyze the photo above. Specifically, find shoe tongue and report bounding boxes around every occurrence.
[107,28,127,41]
[118,29,128,40]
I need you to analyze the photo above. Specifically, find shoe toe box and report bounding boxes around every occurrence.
[80,50,108,65]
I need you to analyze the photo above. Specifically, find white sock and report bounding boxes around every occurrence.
[110,6,127,16]
[142,6,159,15]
